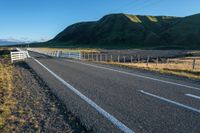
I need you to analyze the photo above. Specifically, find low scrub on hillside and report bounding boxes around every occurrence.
[35,13,200,49]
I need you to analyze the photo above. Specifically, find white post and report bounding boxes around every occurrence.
[92,53,93,61]
[79,52,81,60]
[96,54,98,62]
[100,54,102,62]
[10,52,13,63]
[88,53,90,60]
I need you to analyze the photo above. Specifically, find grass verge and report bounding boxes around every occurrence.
[92,61,200,80]
[0,61,16,130]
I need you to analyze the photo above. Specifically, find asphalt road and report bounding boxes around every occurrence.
[26,51,200,133]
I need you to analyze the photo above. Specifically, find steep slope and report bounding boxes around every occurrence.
[49,13,199,49]
[161,13,200,49]
[51,14,180,48]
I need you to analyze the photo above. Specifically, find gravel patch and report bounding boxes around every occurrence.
[2,61,87,133]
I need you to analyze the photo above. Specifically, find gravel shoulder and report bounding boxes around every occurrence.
[0,59,87,133]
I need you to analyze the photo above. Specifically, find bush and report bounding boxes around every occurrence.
[2,54,9,58]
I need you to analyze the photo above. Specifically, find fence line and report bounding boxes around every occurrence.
[28,48,81,60]
[81,53,200,71]
[27,48,200,71]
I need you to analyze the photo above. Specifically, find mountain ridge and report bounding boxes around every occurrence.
[47,13,200,49]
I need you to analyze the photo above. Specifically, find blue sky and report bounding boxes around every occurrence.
[0,0,200,42]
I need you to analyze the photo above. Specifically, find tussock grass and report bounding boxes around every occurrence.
[97,60,200,79]
[0,62,15,130]
[30,47,100,53]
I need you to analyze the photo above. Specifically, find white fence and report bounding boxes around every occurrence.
[10,51,29,63]
[60,52,81,59]
[28,48,82,60]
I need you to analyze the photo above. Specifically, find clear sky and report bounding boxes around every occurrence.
[0,0,200,42]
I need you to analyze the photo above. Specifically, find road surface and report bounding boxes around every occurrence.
[26,51,200,133]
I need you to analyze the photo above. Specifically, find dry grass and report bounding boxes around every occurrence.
[0,62,16,129]
[131,59,200,72]
[95,59,200,79]
[30,47,100,53]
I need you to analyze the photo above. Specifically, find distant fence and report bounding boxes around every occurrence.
[81,52,200,71]
[27,48,200,71]
[28,48,81,60]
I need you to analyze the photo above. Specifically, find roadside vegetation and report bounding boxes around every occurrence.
[30,47,100,54]
[28,47,200,79]
[105,60,200,79]
[0,49,86,132]
[0,57,15,130]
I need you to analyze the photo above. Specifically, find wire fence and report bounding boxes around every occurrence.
[81,52,200,71]
[28,48,200,71]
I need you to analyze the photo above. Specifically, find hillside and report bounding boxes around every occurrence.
[161,13,200,49]
[46,13,199,49]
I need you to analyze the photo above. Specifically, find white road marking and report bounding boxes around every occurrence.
[32,58,134,133]
[64,59,200,91]
[139,90,200,113]
[185,94,200,100]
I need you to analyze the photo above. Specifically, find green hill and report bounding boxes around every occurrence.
[161,13,200,49]
[42,13,199,49]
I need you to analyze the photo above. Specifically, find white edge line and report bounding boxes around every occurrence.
[139,90,200,113]
[32,58,134,133]
[185,94,200,100]
[64,59,200,91]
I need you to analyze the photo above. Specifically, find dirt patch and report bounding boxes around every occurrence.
[0,60,87,132]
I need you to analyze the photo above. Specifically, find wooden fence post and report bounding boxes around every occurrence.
[192,59,196,70]
[167,58,169,66]
[146,56,150,67]
[156,57,159,66]
[137,55,140,63]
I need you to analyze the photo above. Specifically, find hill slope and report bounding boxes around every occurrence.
[161,13,200,49]
[48,13,199,49]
